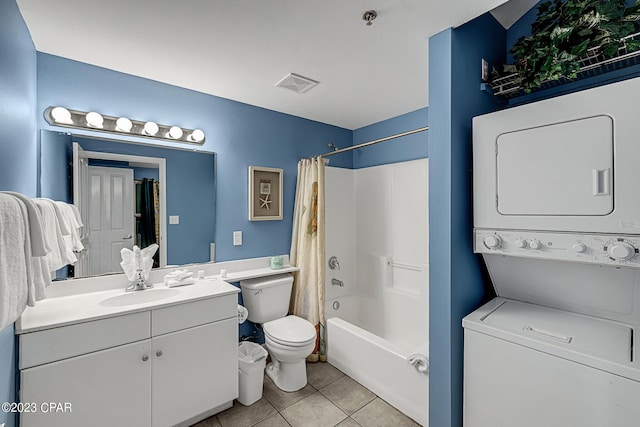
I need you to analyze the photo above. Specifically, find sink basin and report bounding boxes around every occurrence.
[99,288,181,307]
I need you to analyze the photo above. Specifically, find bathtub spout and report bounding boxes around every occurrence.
[331,278,344,287]
[407,353,429,374]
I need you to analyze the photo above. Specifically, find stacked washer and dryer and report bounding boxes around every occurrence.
[464,77,640,426]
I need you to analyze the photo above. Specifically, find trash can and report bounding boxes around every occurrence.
[237,342,268,406]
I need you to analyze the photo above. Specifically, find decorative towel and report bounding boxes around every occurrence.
[406,342,429,374]
[0,194,30,330]
[120,244,159,282]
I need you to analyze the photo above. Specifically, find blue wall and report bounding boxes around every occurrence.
[0,2,37,425]
[352,108,428,169]
[428,13,505,427]
[37,53,353,262]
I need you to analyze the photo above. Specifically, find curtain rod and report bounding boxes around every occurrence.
[320,126,429,158]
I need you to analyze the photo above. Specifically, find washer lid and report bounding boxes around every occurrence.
[463,298,639,381]
[264,316,316,344]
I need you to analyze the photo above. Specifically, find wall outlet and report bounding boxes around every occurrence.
[169,215,179,225]
[233,231,243,246]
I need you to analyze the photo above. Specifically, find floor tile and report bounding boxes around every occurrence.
[336,417,362,427]
[253,413,292,427]
[192,415,222,427]
[280,392,348,427]
[351,398,420,427]
[217,398,277,427]
[306,361,345,389]
[263,373,316,411]
[320,376,376,415]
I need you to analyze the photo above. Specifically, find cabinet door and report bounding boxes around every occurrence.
[21,340,151,427]
[151,318,238,427]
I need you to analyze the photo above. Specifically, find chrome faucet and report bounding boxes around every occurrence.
[125,269,154,292]
[331,278,344,287]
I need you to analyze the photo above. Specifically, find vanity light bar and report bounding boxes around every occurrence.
[44,106,206,145]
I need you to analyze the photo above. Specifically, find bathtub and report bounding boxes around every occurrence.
[326,316,429,426]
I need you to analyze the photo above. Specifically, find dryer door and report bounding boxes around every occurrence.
[496,115,613,216]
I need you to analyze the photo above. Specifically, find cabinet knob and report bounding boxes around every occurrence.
[156,350,163,357]
[142,355,149,362]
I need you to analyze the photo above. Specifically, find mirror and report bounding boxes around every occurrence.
[39,130,216,279]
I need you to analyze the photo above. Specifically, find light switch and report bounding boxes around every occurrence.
[169,215,179,225]
[233,231,242,246]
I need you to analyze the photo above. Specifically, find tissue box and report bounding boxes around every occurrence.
[270,256,284,270]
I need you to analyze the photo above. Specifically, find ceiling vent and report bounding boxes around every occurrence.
[275,73,319,94]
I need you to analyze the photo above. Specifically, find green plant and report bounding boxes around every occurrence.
[495,0,640,93]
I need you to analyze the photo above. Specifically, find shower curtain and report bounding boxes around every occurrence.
[290,157,326,362]
[137,178,159,267]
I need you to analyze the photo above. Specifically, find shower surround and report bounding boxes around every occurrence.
[324,159,429,426]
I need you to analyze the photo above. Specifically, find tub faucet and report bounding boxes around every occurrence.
[331,278,344,287]
[125,269,154,292]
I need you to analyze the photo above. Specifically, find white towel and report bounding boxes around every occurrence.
[120,244,159,282]
[69,204,83,227]
[166,277,196,288]
[2,192,49,256]
[0,194,29,330]
[33,199,76,271]
[164,269,195,287]
[2,193,52,305]
[55,201,84,252]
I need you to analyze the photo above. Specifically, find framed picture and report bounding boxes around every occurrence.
[249,166,283,221]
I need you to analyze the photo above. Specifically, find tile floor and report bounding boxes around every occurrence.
[193,361,421,427]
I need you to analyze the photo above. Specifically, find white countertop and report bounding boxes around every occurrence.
[17,278,239,334]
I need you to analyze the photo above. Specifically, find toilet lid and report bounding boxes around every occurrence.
[264,316,316,344]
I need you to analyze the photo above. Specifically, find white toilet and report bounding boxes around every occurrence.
[240,274,316,392]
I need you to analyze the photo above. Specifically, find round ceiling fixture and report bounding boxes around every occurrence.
[362,10,377,26]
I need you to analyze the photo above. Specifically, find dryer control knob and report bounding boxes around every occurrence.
[484,235,502,249]
[529,240,542,250]
[572,243,587,253]
[515,239,527,249]
[607,242,636,261]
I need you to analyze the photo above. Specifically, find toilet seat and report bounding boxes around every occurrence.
[264,315,316,346]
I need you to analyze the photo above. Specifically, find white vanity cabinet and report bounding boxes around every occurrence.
[19,293,238,427]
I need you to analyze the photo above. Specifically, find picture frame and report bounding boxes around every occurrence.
[248,166,283,221]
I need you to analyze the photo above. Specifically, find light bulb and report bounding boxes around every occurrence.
[168,126,183,139]
[115,117,133,132]
[51,107,72,124]
[86,112,104,128]
[190,129,205,142]
[143,121,159,135]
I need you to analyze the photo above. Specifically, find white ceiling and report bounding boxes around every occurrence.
[17,0,515,130]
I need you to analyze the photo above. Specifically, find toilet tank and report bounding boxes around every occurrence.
[240,274,294,323]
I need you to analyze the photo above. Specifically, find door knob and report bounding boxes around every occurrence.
[123,235,133,240]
